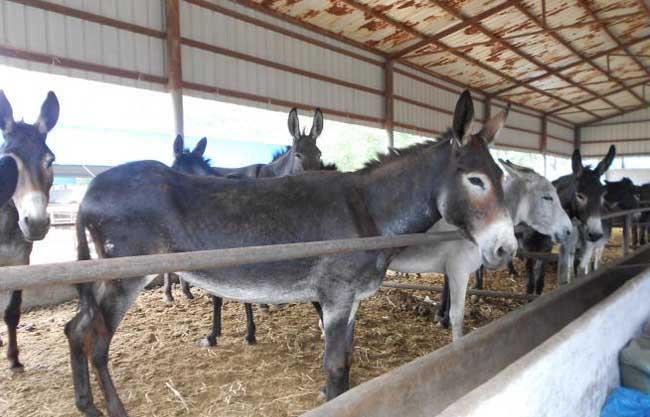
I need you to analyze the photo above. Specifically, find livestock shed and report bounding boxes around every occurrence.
[1,0,650,417]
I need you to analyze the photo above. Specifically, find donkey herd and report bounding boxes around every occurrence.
[0,88,644,416]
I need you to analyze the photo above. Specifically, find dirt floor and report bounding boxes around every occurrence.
[0,232,624,417]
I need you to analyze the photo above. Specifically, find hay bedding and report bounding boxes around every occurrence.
[0,233,623,417]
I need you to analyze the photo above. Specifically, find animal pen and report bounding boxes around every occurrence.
[1,0,650,417]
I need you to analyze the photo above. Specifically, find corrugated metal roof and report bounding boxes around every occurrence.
[251,0,650,124]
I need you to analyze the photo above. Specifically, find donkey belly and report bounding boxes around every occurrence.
[389,239,478,274]
[177,259,318,304]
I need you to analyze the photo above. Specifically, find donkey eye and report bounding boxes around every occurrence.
[468,177,485,189]
[542,195,553,201]
[576,193,587,204]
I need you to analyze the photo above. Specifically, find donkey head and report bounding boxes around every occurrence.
[287,108,323,172]
[172,136,211,176]
[0,90,58,241]
[570,145,615,242]
[500,159,572,243]
[604,177,638,211]
[438,91,517,268]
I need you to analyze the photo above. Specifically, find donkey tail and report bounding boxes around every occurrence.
[76,215,91,261]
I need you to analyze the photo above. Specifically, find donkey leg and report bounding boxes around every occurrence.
[321,300,356,400]
[91,277,154,417]
[534,260,546,295]
[199,296,222,347]
[436,276,451,328]
[4,290,23,372]
[526,258,535,295]
[244,303,256,345]
[312,302,325,337]
[179,276,194,300]
[508,261,518,277]
[474,266,484,290]
[65,284,106,417]
[448,271,470,341]
[163,273,174,304]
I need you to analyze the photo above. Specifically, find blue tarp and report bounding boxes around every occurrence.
[602,387,650,417]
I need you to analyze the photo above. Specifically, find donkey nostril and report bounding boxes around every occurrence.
[496,246,506,258]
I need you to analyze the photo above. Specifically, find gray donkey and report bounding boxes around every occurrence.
[390,160,572,340]
[165,107,324,304]
[0,90,59,372]
[65,90,517,416]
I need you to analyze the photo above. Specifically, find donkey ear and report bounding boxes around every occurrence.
[0,90,15,134]
[310,108,324,140]
[452,90,474,142]
[479,104,509,145]
[595,145,616,176]
[571,148,583,177]
[499,159,519,178]
[288,108,301,141]
[192,137,207,157]
[36,91,60,134]
[173,135,184,157]
[0,156,18,206]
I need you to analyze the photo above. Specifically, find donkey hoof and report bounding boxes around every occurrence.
[183,291,194,300]
[10,363,24,374]
[470,295,479,303]
[317,387,327,401]
[245,336,257,345]
[163,295,174,304]
[196,337,216,348]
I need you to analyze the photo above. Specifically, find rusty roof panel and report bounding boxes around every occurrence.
[244,0,650,126]
[592,0,650,42]
[405,50,509,90]
[559,61,610,83]
[592,54,647,80]
[604,89,643,108]
[545,86,595,102]
[253,0,419,53]
[501,86,565,110]
[359,0,460,37]
[581,98,611,111]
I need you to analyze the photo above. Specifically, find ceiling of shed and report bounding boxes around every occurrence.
[250,0,650,124]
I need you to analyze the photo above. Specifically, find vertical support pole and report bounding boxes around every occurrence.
[574,125,581,150]
[166,0,184,137]
[540,114,548,176]
[484,96,492,122]
[624,214,631,256]
[385,59,394,149]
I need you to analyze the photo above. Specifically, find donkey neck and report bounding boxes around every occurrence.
[266,149,296,176]
[503,176,527,225]
[361,141,450,236]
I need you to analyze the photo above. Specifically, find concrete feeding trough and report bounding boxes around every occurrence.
[304,246,650,417]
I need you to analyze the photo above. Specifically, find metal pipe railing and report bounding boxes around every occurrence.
[0,231,462,292]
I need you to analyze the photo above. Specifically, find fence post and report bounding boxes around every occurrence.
[623,214,631,256]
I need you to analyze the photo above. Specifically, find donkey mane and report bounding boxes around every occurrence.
[360,130,451,173]
[271,146,291,162]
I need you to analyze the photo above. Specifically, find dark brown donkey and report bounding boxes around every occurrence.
[65,90,516,416]
[0,90,59,372]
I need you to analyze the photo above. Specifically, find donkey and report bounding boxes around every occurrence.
[389,160,572,340]
[171,109,329,346]
[575,177,639,276]
[64,90,517,416]
[522,145,616,294]
[165,107,324,303]
[0,90,59,372]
